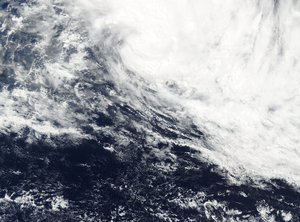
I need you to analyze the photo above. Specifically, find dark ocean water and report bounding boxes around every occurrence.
[1,1,300,221]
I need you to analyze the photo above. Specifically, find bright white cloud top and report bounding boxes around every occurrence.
[71,0,300,186]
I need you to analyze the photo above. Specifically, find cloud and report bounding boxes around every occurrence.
[69,0,300,186]
[1,0,300,186]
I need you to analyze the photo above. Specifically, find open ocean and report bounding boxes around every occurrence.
[1,0,300,221]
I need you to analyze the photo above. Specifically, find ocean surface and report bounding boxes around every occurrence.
[1,0,300,221]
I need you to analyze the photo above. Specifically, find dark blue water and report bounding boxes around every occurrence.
[1,1,300,221]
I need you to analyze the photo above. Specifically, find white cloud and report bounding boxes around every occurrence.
[68,0,300,186]
[1,0,300,186]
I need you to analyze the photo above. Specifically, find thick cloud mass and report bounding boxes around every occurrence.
[67,0,300,185]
